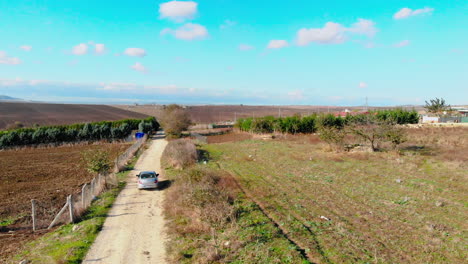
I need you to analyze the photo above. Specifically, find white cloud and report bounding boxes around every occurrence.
[220,19,237,29]
[20,45,32,52]
[72,43,88,55]
[161,23,208,40]
[287,90,305,101]
[394,7,434,20]
[297,22,345,46]
[95,43,106,54]
[296,19,377,46]
[131,62,147,73]
[359,82,368,88]
[348,19,378,37]
[394,40,410,48]
[100,82,179,94]
[239,44,254,51]
[123,48,147,57]
[0,51,22,65]
[267,40,288,49]
[159,1,198,22]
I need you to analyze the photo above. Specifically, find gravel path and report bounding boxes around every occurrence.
[84,134,168,264]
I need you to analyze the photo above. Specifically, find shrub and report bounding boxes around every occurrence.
[81,149,112,174]
[317,125,347,151]
[159,104,191,138]
[161,139,198,169]
[382,123,407,150]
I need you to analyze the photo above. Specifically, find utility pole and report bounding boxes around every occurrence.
[278,108,282,118]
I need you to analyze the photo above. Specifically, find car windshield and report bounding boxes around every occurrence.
[140,173,155,179]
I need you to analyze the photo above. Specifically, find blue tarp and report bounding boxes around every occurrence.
[135,132,145,139]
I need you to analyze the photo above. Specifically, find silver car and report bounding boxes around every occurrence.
[136,171,159,190]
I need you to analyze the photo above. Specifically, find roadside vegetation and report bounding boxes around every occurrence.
[159,104,192,138]
[161,139,198,169]
[0,117,158,149]
[202,126,467,263]
[162,140,309,263]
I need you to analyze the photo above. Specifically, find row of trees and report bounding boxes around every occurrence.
[235,109,419,134]
[0,117,159,148]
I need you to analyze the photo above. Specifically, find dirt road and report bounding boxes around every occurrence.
[84,134,168,264]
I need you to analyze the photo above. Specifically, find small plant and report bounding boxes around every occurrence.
[81,149,112,174]
[317,125,346,152]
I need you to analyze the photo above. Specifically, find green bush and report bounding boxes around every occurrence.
[0,117,159,149]
[235,109,418,135]
[81,149,112,174]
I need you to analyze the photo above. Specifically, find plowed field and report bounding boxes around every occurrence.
[0,102,148,129]
[0,142,130,260]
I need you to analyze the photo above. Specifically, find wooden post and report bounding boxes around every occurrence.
[31,199,37,232]
[68,195,74,223]
[48,201,69,229]
[81,184,87,208]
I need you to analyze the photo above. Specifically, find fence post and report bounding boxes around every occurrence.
[31,199,37,232]
[91,178,95,196]
[48,200,69,229]
[81,184,87,208]
[68,195,74,223]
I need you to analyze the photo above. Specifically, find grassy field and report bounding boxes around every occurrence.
[203,127,467,263]
[163,165,309,264]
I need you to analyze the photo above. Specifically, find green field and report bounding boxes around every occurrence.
[203,130,467,263]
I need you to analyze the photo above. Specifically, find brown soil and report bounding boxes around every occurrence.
[0,102,148,129]
[0,142,130,261]
[206,132,253,144]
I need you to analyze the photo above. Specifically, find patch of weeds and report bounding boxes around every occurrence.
[394,197,411,205]
[0,215,24,227]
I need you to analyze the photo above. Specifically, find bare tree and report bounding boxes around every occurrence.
[348,116,407,152]
[159,104,192,138]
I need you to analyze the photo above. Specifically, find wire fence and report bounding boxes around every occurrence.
[24,134,149,231]
[190,132,207,144]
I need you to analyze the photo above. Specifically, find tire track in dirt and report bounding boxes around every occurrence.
[83,133,168,264]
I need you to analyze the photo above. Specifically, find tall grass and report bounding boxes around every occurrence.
[161,139,198,169]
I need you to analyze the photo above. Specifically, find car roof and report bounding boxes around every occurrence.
[140,171,156,174]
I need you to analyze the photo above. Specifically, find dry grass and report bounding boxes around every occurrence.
[204,126,468,263]
[163,166,309,264]
[161,139,198,169]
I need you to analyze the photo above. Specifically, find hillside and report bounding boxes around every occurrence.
[114,104,424,124]
[0,95,22,101]
[0,102,149,130]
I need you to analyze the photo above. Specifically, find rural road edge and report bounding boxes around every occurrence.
[84,133,168,264]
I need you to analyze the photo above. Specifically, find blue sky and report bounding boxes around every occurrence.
[0,0,467,105]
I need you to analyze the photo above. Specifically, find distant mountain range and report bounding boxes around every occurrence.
[0,95,23,101]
